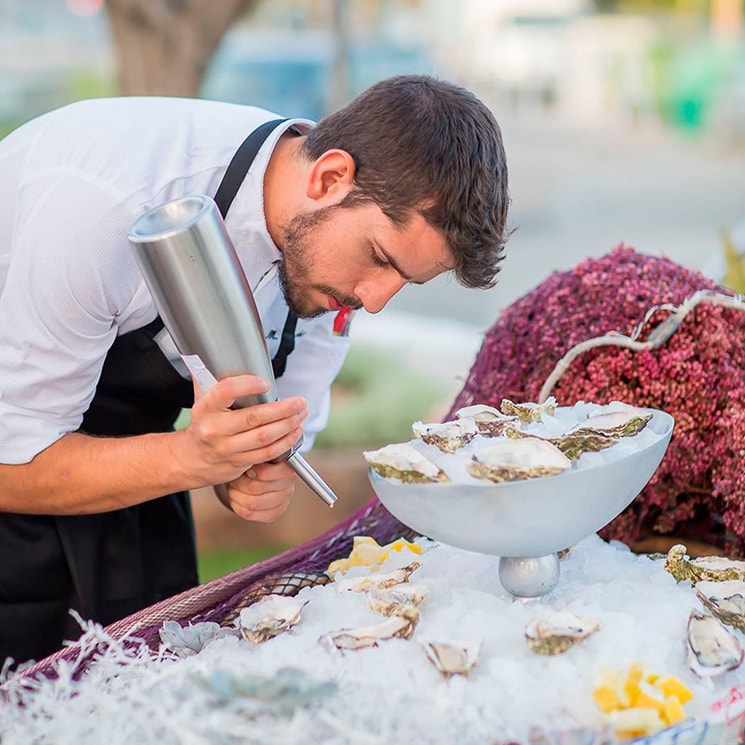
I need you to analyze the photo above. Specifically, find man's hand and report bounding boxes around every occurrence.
[182,375,307,489]
[218,462,296,523]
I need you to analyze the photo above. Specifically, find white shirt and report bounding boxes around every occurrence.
[0,97,351,464]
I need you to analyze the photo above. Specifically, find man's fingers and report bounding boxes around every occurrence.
[201,375,272,410]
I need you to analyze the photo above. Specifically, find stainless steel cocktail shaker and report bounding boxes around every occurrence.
[128,195,338,507]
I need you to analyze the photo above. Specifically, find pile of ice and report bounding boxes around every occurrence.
[2,535,744,745]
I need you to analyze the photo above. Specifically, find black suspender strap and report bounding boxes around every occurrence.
[213,118,286,217]
[271,311,298,379]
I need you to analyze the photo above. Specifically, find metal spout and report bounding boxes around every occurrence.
[128,195,338,507]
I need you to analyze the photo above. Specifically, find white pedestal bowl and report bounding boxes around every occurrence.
[369,408,674,598]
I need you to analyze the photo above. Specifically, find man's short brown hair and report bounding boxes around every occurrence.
[304,74,510,289]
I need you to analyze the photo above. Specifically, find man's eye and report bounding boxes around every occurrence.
[370,248,388,268]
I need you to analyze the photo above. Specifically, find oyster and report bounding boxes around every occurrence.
[687,609,744,677]
[420,639,482,678]
[499,396,557,423]
[363,443,449,483]
[524,612,600,656]
[412,418,479,453]
[367,583,429,617]
[336,561,422,594]
[569,408,652,439]
[454,404,519,437]
[237,594,308,644]
[467,437,572,483]
[696,580,745,633]
[505,427,618,461]
[664,544,745,585]
[324,611,418,650]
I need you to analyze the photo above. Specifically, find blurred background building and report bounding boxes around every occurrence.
[2,0,745,374]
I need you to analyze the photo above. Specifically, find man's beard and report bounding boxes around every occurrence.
[276,205,361,319]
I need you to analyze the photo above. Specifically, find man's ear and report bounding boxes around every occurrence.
[306,149,356,202]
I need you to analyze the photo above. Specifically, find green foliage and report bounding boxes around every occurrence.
[314,344,448,449]
[198,545,288,583]
[64,68,117,102]
[722,230,745,294]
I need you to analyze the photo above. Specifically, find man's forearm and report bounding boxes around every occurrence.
[0,431,197,515]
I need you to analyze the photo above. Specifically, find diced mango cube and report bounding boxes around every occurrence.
[627,661,645,685]
[609,707,665,735]
[593,684,622,713]
[623,678,640,707]
[635,680,666,713]
[662,696,686,725]
[655,675,694,705]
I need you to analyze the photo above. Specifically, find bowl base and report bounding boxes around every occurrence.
[498,554,561,598]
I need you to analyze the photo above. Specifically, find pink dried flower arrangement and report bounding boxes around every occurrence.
[448,246,745,555]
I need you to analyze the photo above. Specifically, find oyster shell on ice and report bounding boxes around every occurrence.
[420,639,482,678]
[524,612,600,656]
[499,396,557,423]
[696,580,745,633]
[363,443,449,484]
[568,407,652,440]
[686,609,744,677]
[335,561,422,594]
[324,611,418,651]
[412,418,479,454]
[454,404,519,437]
[237,594,308,644]
[505,427,618,461]
[664,544,745,585]
[367,582,429,617]
[467,437,572,483]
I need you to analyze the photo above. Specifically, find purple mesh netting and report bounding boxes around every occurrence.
[15,497,416,682]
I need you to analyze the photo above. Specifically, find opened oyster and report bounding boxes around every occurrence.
[696,580,745,633]
[467,437,572,483]
[420,639,482,678]
[569,407,652,439]
[335,561,422,594]
[454,404,519,437]
[237,594,308,644]
[664,544,745,585]
[505,427,618,461]
[686,609,744,677]
[412,418,479,453]
[324,611,418,651]
[367,583,429,617]
[500,396,557,423]
[525,612,600,656]
[364,443,449,484]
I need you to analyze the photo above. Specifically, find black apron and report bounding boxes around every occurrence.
[0,118,298,666]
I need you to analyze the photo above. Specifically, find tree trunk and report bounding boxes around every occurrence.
[104,0,261,96]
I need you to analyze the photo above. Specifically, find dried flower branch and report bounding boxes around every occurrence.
[448,246,745,554]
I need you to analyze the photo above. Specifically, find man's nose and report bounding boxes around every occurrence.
[354,274,408,314]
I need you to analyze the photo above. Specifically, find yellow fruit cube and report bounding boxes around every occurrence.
[623,679,640,707]
[593,684,622,713]
[635,681,666,713]
[655,675,694,705]
[627,661,645,685]
[609,707,665,735]
[662,696,686,725]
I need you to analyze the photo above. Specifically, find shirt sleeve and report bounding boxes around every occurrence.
[0,170,141,464]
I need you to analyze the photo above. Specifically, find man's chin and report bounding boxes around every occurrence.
[285,295,329,320]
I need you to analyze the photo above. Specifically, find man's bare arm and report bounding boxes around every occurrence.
[0,375,306,515]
